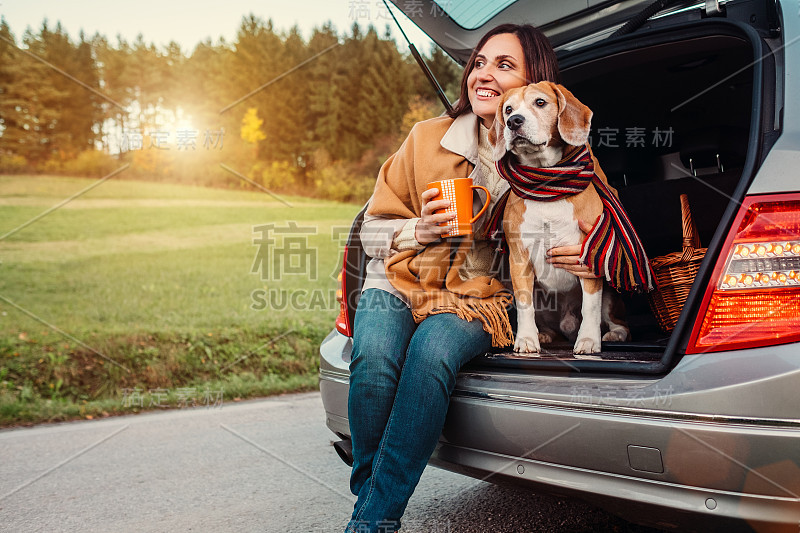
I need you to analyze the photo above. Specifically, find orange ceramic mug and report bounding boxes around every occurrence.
[426,178,491,237]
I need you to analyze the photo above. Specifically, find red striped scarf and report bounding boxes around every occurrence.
[493,145,655,293]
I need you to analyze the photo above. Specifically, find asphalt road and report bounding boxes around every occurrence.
[0,392,660,532]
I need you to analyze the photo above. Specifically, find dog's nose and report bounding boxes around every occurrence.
[507,114,525,131]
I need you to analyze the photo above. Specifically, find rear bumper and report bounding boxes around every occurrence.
[428,441,800,531]
[320,330,800,528]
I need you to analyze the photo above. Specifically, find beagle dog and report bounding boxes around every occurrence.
[489,81,630,355]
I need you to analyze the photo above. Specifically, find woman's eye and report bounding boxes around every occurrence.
[475,60,485,68]
[505,105,513,115]
[535,98,546,107]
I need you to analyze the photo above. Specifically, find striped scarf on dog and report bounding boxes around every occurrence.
[494,144,655,293]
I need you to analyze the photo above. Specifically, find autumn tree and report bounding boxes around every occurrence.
[241,107,266,159]
[0,18,31,160]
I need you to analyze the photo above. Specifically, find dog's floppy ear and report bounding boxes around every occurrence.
[488,92,510,161]
[548,82,593,146]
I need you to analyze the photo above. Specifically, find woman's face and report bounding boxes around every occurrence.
[467,33,527,129]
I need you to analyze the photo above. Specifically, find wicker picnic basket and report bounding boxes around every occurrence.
[647,194,707,332]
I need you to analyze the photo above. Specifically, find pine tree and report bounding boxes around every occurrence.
[302,23,345,167]
[267,25,309,167]
[93,33,134,151]
[0,18,30,157]
[7,23,68,164]
[228,15,286,159]
[426,46,462,106]
[34,22,94,158]
[65,31,102,153]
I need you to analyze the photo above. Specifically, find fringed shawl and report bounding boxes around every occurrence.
[368,116,514,347]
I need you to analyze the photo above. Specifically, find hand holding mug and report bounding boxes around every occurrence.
[416,187,456,245]
[424,178,491,239]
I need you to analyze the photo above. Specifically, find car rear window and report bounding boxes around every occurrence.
[433,0,517,29]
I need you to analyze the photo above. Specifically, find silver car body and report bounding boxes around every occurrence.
[321,1,800,530]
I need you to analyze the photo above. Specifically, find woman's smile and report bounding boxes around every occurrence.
[475,87,501,99]
[467,32,527,128]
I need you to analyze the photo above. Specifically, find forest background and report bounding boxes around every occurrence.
[0,14,463,203]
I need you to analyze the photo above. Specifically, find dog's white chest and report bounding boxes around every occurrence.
[520,199,583,291]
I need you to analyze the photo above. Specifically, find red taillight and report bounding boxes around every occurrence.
[335,246,352,337]
[686,193,800,353]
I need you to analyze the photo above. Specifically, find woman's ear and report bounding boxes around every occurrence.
[488,93,509,161]
[549,82,593,147]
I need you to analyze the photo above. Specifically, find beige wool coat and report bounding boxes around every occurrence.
[365,113,514,347]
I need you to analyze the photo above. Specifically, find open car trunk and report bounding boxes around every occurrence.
[461,18,779,373]
[339,11,781,375]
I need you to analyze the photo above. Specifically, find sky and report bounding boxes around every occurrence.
[0,0,435,53]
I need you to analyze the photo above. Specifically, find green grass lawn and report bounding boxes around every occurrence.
[0,175,362,426]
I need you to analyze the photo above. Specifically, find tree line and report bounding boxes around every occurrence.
[0,15,462,202]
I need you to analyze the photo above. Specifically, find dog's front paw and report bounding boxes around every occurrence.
[514,335,541,354]
[573,337,601,354]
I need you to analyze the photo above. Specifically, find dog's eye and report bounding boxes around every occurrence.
[504,105,513,115]
[535,98,546,107]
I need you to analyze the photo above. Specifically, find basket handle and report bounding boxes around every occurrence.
[680,193,701,250]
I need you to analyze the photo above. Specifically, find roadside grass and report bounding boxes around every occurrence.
[0,175,361,426]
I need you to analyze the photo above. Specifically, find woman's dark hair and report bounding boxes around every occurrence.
[448,24,560,118]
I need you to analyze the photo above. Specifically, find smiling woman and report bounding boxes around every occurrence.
[343,23,567,533]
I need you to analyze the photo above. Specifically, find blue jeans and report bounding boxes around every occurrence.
[345,289,492,533]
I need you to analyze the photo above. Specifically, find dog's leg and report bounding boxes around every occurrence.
[574,277,603,354]
[537,328,558,344]
[508,236,541,354]
[556,284,582,342]
[533,287,562,344]
[601,289,631,342]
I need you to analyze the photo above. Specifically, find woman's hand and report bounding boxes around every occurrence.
[415,187,456,245]
[546,219,601,279]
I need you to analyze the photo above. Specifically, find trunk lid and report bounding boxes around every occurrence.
[390,0,656,62]
[390,1,778,62]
